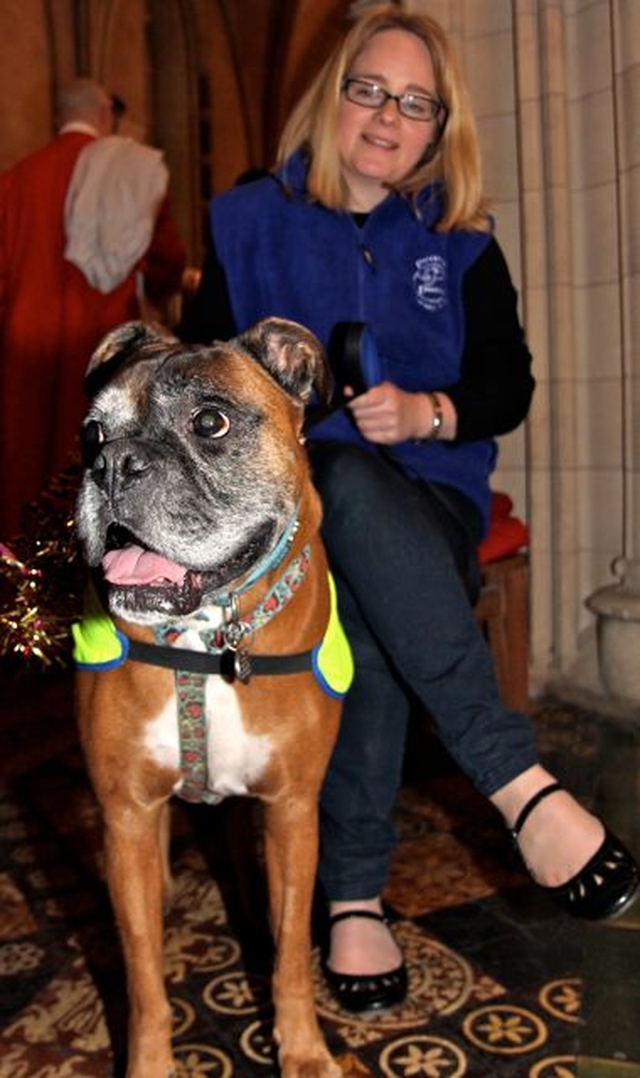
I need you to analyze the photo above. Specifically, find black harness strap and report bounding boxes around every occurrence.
[126,637,313,677]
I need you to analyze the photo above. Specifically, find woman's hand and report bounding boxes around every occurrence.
[347,382,439,444]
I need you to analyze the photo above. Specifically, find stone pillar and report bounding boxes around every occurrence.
[585,2,640,706]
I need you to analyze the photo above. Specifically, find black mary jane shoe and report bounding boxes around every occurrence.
[511,782,640,921]
[323,909,408,1014]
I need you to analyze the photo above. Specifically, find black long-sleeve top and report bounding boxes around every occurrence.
[180,232,534,445]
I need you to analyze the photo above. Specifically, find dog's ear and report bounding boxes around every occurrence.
[236,318,334,405]
[84,321,176,399]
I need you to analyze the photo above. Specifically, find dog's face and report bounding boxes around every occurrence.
[76,318,333,625]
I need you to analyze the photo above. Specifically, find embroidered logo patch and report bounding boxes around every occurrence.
[413,255,447,311]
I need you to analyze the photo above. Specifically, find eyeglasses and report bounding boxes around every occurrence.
[342,77,444,122]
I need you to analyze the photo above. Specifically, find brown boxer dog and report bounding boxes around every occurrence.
[73,318,350,1078]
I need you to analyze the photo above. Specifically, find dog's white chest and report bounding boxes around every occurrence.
[143,676,272,804]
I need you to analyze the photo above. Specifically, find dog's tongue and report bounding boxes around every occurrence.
[102,545,187,586]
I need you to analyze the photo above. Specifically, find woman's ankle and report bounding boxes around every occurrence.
[329,896,383,919]
[489,764,558,828]
[491,767,605,887]
[327,899,403,976]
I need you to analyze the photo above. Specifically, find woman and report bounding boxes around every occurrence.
[183,5,639,1013]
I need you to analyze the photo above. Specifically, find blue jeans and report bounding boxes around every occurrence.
[309,442,538,901]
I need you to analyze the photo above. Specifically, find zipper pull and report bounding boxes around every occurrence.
[360,245,376,271]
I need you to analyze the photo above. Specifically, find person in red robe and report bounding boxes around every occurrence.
[0,78,186,540]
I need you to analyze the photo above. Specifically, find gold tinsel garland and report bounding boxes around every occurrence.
[0,464,84,667]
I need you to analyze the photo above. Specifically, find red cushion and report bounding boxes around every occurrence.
[478,492,529,566]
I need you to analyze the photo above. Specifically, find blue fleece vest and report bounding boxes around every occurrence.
[209,152,495,529]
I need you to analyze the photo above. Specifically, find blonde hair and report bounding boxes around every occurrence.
[277,4,490,232]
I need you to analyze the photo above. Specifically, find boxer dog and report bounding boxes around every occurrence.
[73,318,350,1078]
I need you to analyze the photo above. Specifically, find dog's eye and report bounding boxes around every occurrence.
[81,419,105,466]
[192,407,230,439]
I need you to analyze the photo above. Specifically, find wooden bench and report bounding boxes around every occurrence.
[474,552,530,711]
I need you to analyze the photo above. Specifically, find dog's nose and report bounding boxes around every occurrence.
[92,443,152,497]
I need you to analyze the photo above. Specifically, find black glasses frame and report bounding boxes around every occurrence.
[342,77,445,123]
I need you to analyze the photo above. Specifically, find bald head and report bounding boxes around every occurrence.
[55,78,113,135]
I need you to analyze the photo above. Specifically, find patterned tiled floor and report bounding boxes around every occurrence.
[0,666,638,1076]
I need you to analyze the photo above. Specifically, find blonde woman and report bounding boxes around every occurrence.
[184,5,638,1013]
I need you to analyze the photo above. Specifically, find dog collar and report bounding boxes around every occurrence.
[212,508,301,606]
[152,544,312,681]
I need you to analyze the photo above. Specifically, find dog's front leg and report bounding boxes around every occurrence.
[104,801,176,1078]
[263,796,340,1078]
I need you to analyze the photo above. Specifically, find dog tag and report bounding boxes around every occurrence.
[233,646,252,684]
